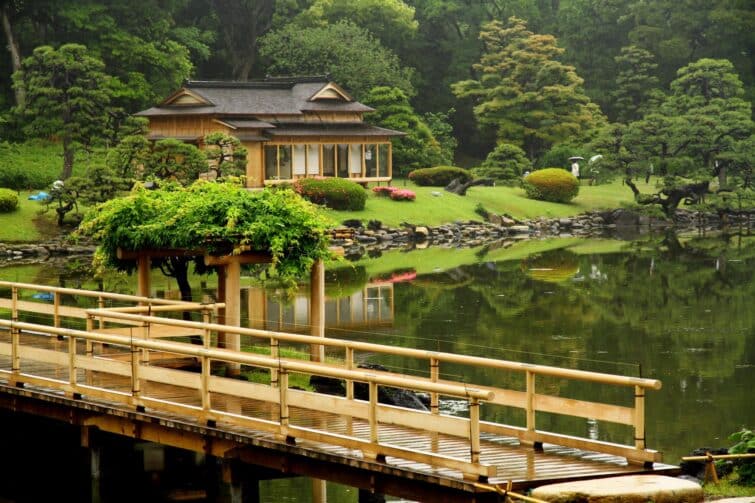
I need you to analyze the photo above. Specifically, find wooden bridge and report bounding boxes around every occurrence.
[0,281,679,502]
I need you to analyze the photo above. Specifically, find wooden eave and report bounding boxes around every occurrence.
[308,82,353,102]
[159,88,214,107]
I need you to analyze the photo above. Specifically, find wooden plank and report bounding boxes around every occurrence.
[0,299,88,319]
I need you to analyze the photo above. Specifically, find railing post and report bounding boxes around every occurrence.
[270,338,279,388]
[526,370,537,444]
[201,352,211,414]
[345,347,354,400]
[68,332,78,396]
[430,357,440,415]
[634,385,645,450]
[369,381,379,443]
[97,296,105,329]
[53,291,60,328]
[279,369,289,436]
[85,315,94,356]
[202,309,211,349]
[469,397,481,464]
[131,338,142,410]
[11,285,18,322]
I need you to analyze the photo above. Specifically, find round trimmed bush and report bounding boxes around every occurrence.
[0,188,19,213]
[523,168,579,203]
[408,166,473,186]
[293,177,367,210]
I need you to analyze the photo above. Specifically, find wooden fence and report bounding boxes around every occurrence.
[0,281,663,481]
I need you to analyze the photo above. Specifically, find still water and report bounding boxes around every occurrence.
[1,231,753,501]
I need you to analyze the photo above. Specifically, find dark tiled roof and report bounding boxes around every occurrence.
[266,123,405,138]
[136,77,374,116]
[220,119,275,129]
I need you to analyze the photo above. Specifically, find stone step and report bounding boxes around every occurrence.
[530,474,703,503]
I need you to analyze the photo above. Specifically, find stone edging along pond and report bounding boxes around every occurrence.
[1,208,752,265]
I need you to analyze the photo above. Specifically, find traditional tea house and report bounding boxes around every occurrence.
[136,76,404,187]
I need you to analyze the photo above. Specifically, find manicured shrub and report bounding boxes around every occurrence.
[293,177,367,210]
[0,188,19,212]
[372,186,396,197]
[523,168,579,203]
[473,143,532,185]
[372,185,416,201]
[408,166,473,186]
[389,189,416,201]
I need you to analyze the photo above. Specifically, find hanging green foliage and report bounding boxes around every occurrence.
[76,180,335,287]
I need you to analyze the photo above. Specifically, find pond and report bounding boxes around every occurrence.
[1,230,753,501]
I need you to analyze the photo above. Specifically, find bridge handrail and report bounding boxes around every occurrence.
[88,309,661,390]
[0,317,496,479]
[0,319,492,400]
[0,281,188,305]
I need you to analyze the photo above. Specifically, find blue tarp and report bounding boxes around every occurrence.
[28,191,50,201]
[31,292,54,301]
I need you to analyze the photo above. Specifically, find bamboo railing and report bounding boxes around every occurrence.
[0,281,664,481]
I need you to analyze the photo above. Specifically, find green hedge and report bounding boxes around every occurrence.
[293,177,367,210]
[0,188,18,212]
[523,168,579,203]
[408,166,473,186]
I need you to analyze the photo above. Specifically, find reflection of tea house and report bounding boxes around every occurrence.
[245,283,394,333]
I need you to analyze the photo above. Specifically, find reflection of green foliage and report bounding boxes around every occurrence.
[521,249,580,283]
[324,265,368,297]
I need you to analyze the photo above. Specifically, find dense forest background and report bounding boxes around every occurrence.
[0,0,752,169]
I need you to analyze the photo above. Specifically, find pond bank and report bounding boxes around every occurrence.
[1,208,752,265]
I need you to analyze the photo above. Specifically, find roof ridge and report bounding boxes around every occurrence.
[185,75,331,89]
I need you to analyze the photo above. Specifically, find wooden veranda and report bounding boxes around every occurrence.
[0,281,679,501]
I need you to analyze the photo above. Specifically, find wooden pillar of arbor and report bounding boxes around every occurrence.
[309,259,325,362]
[206,252,271,376]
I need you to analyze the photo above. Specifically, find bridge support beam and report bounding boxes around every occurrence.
[220,459,260,503]
[80,426,102,503]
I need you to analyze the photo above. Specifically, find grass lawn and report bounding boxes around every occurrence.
[320,178,659,228]
[0,190,87,242]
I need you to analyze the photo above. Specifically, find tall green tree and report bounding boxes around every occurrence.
[452,17,604,161]
[293,0,418,57]
[207,0,274,80]
[259,20,414,99]
[612,45,661,123]
[13,44,115,179]
[363,86,444,176]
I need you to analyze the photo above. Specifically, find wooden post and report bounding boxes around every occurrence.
[369,381,379,443]
[226,258,241,376]
[430,357,440,415]
[279,370,289,437]
[53,291,60,328]
[526,371,536,445]
[137,254,151,299]
[634,385,645,450]
[216,264,227,349]
[345,347,355,399]
[310,259,325,362]
[312,479,327,503]
[469,398,481,464]
[270,337,279,388]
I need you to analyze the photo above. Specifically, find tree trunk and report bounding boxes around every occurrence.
[1,3,24,108]
[717,164,728,189]
[62,136,74,179]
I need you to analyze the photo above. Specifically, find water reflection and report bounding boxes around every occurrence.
[1,230,753,500]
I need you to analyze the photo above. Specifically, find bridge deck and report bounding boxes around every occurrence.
[0,330,678,492]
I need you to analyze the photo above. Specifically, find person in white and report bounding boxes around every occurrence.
[571,161,580,179]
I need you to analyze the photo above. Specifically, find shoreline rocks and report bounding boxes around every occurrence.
[1,209,752,266]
